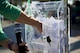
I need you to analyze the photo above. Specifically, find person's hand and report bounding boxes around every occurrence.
[36,22,42,33]
[10,42,29,53]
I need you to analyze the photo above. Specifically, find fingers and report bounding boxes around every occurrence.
[19,42,29,52]
[12,42,29,53]
[19,42,26,46]
[25,46,29,52]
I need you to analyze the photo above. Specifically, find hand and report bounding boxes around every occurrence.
[36,22,42,33]
[11,42,29,53]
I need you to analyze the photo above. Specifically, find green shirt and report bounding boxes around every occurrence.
[0,0,21,41]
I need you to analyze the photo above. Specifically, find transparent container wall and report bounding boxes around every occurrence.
[25,0,68,53]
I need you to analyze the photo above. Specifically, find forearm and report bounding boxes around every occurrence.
[16,11,42,32]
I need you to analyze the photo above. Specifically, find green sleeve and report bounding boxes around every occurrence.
[0,22,8,42]
[0,31,8,42]
[0,0,21,41]
[0,0,22,21]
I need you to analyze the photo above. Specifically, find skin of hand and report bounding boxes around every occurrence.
[11,42,29,53]
[0,39,29,53]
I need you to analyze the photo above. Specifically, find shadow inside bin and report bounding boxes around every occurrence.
[70,41,80,52]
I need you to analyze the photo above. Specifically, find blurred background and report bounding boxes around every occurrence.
[68,0,80,53]
[0,0,80,53]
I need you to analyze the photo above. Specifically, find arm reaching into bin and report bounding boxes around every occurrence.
[16,11,42,33]
[0,0,42,53]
